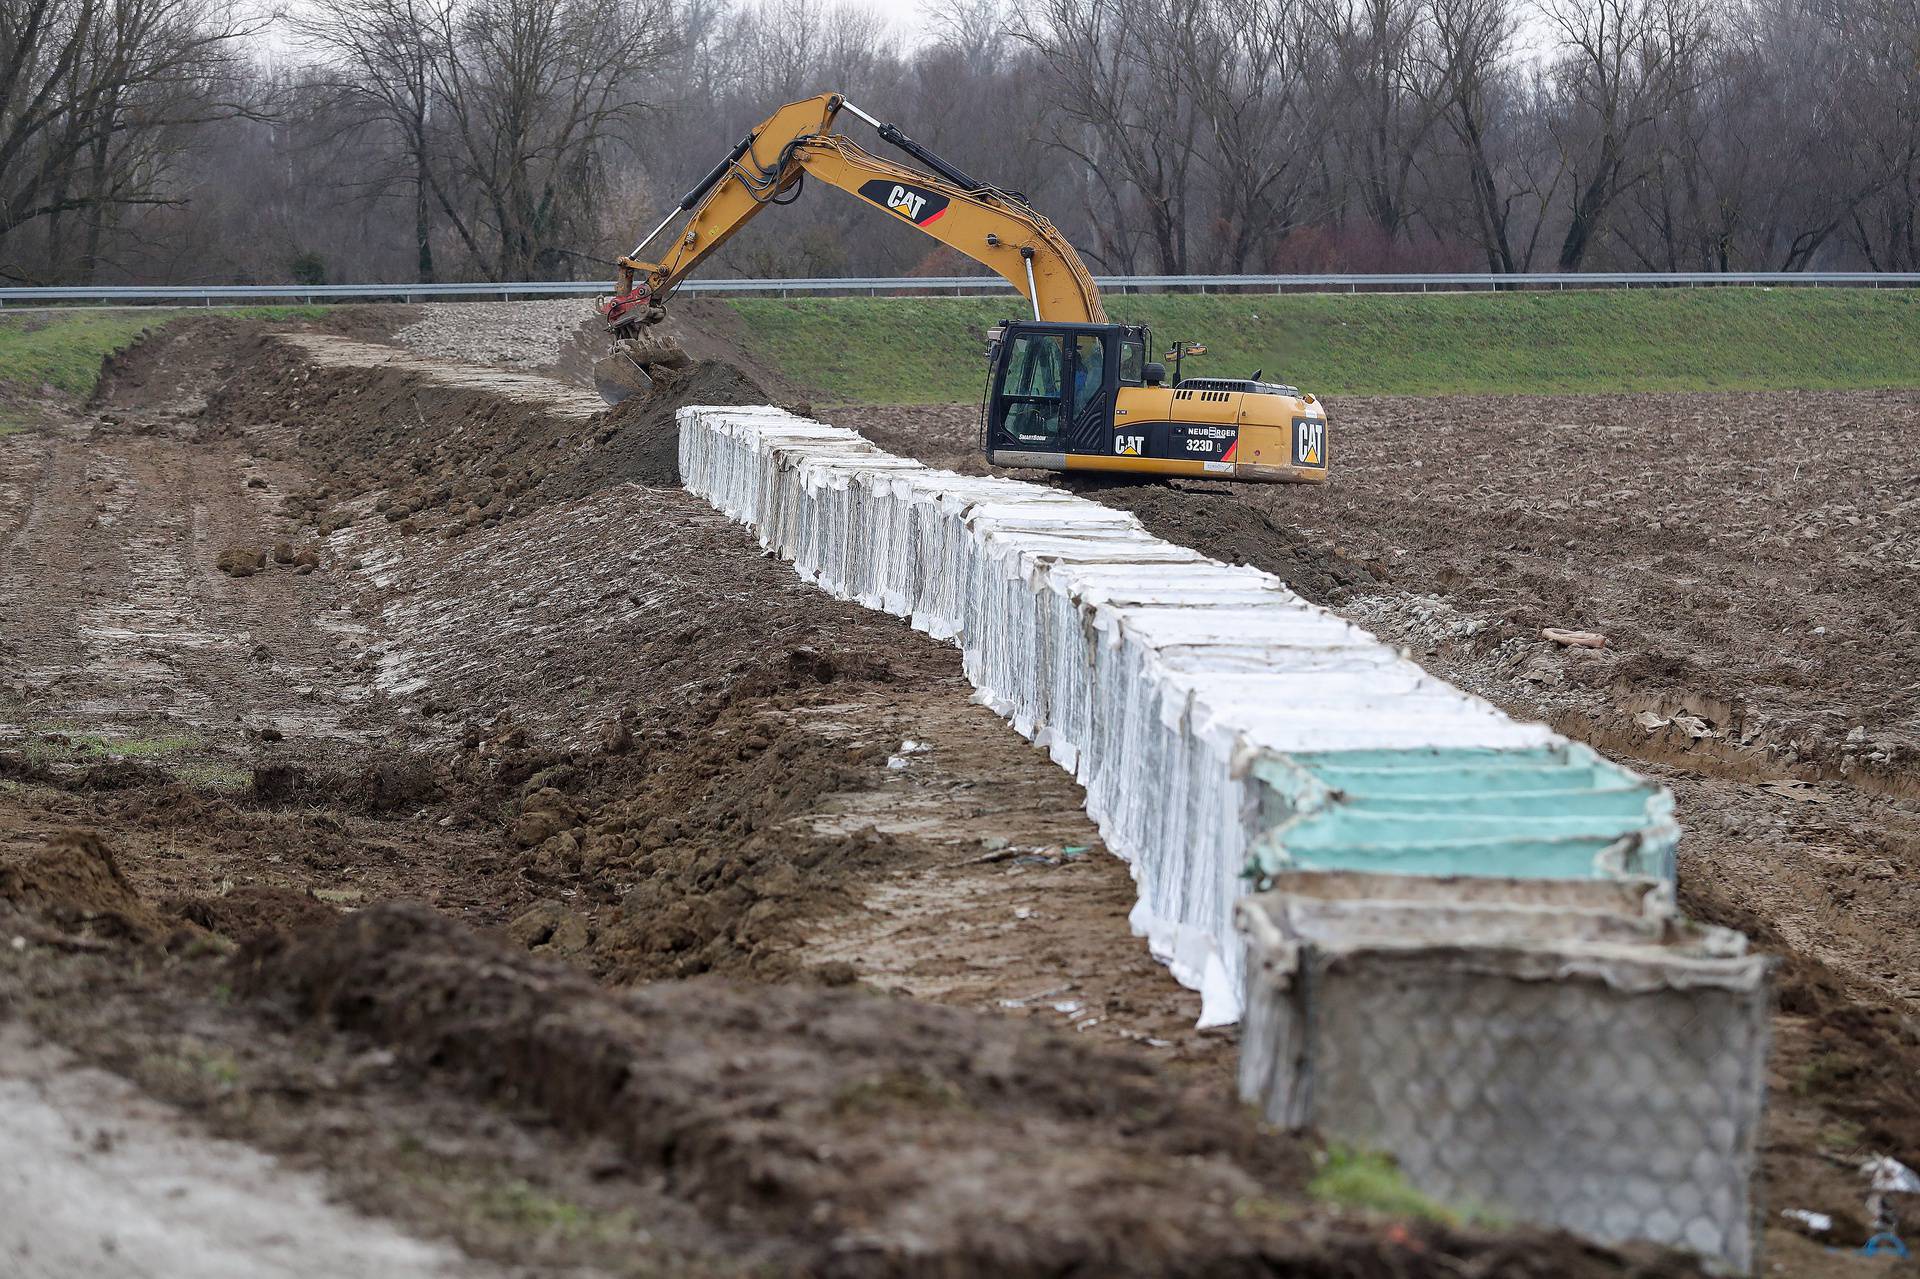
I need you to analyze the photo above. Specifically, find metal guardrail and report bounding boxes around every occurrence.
[3,271,1918,306]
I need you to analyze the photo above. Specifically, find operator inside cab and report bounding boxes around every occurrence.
[1072,334,1101,418]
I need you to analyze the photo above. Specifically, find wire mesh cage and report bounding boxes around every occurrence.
[1236,872,1772,1272]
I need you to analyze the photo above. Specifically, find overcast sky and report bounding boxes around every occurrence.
[257,0,942,58]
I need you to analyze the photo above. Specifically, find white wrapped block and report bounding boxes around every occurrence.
[677,406,1679,1024]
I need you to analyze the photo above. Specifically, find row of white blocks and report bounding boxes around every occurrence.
[678,406,1659,1024]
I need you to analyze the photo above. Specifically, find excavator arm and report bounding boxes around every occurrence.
[604,92,1106,338]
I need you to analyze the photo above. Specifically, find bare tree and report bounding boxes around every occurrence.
[1013,0,1204,272]
[293,0,447,281]
[1731,0,1887,269]
[912,0,1050,193]
[726,0,893,105]
[1,0,255,280]
[1421,0,1542,269]
[1827,0,1920,268]
[423,0,677,280]
[1182,0,1325,270]
[13,0,1920,283]
[1314,0,1447,242]
[1534,0,1716,269]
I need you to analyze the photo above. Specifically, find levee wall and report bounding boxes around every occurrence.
[676,405,1680,1026]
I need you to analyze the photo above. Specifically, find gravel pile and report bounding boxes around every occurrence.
[392,299,597,369]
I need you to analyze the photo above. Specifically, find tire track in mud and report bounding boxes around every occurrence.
[0,397,383,765]
[0,422,60,558]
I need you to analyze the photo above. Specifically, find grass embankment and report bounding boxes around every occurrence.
[0,311,175,431]
[723,289,1920,403]
[0,307,322,432]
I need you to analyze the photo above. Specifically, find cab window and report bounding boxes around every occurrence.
[1120,339,1145,385]
[998,331,1064,446]
[1004,332,1062,397]
[1071,333,1107,420]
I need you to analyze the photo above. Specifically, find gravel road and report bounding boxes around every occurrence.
[392,298,592,369]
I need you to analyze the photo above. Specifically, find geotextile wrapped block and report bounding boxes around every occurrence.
[1236,872,1771,1271]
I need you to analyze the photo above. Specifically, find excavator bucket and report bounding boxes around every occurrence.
[594,350,654,406]
[593,333,692,407]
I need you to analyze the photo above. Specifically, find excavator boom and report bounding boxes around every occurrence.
[604,93,1103,338]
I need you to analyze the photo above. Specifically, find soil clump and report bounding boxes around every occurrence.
[559,359,770,489]
[1,830,169,945]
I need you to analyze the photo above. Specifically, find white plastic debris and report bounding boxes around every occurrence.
[1865,1156,1920,1194]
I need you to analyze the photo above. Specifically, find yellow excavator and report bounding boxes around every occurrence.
[598,92,1329,484]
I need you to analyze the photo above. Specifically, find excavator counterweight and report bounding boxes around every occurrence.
[597,93,1330,485]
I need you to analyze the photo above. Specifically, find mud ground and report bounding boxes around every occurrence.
[833,388,1920,1274]
[0,313,1705,1276]
[0,1021,478,1278]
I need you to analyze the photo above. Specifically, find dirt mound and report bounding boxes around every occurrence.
[246,758,447,813]
[1084,481,1376,606]
[90,313,418,414]
[217,545,265,576]
[490,684,909,981]
[544,300,804,401]
[90,317,247,409]
[351,758,444,811]
[235,902,1692,1278]
[0,830,168,944]
[204,335,578,536]
[552,359,768,490]
[823,403,990,476]
[170,885,338,942]
[203,339,769,550]
[307,304,424,343]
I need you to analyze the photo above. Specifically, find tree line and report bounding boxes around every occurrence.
[3,0,1917,284]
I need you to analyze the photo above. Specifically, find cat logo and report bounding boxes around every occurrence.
[886,185,926,219]
[856,179,951,227]
[1291,417,1326,467]
[1115,434,1145,456]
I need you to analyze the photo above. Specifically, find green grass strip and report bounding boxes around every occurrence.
[723,288,1920,402]
[1308,1146,1474,1225]
[0,311,176,400]
[22,729,203,761]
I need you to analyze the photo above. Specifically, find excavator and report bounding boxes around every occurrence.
[597,92,1329,484]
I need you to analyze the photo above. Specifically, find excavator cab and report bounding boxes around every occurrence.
[985,321,1151,460]
[985,318,1329,484]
